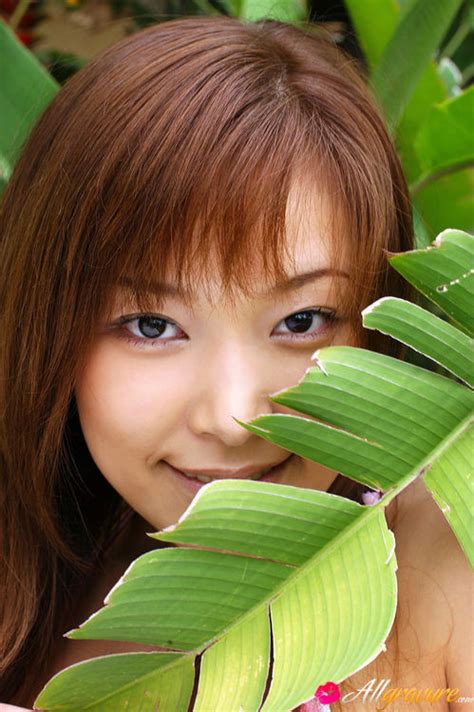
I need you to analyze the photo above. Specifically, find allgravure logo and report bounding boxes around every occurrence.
[312,679,473,708]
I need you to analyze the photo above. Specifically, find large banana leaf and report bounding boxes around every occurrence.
[370,0,463,131]
[36,484,398,711]
[382,230,474,563]
[35,231,473,710]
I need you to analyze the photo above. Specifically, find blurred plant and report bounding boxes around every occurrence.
[439,0,474,82]
[0,21,58,192]
[35,48,88,81]
[0,0,46,45]
[345,0,473,245]
[2,0,472,237]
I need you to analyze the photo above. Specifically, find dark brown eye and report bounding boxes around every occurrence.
[273,308,335,340]
[284,311,315,333]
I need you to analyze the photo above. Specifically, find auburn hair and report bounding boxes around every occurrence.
[0,15,412,705]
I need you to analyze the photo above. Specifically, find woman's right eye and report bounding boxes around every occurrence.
[116,314,187,346]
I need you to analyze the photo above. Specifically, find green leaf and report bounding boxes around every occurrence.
[423,422,474,568]
[193,604,270,710]
[258,509,395,711]
[389,229,474,336]
[344,0,400,71]
[158,490,396,711]
[0,22,58,185]
[411,86,474,193]
[193,0,226,15]
[36,481,398,711]
[362,297,473,386]
[35,652,195,711]
[413,169,474,241]
[238,0,307,22]
[345,0,447,183]
[371,0,463,131]
[396,66,447,183]
[241,347,472,489]
[216,0,243,16]
[0,152,12,194]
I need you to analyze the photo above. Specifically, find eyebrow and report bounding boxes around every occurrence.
[118,268,349,299]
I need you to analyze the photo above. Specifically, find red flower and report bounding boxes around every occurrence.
[15,29,34,45]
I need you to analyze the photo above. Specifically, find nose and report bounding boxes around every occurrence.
[186,342,275,447]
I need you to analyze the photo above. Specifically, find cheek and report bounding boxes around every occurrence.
[331,322,361,347]
[74,342,182,472]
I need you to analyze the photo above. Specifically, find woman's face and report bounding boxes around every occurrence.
[75,185,359,531]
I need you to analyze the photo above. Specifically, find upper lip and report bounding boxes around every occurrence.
[167,454,292,479]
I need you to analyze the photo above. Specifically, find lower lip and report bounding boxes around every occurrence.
[165,454,296,494]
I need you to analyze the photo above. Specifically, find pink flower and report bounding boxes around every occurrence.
[295,698,328,712]
[362,489,381,505]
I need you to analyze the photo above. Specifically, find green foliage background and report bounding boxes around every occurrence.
[1,0,473,241]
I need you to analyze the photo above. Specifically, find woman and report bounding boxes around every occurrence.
[0,15,471,711]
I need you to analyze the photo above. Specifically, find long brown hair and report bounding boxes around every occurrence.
[0,15,412,704]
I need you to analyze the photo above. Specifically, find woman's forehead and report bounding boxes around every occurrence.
[197,192,346,291]
[116,237,348,313]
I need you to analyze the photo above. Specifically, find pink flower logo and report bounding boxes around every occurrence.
[315,681,341,704]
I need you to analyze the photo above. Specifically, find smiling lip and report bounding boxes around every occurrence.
[169,458,290,479]
[164,454,295,494]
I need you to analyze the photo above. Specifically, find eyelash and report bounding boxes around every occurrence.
[110,308,337,350]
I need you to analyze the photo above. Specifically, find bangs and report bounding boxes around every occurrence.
[100,123,341,316]
[88,94,337,318]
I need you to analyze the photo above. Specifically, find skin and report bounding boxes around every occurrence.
[74,183,359,532]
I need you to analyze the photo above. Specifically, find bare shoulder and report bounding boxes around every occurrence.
[392,475,474,706]
[393,473,472,594]
[392,473,468,562]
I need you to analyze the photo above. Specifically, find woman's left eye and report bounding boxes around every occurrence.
[273,308,335,341]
